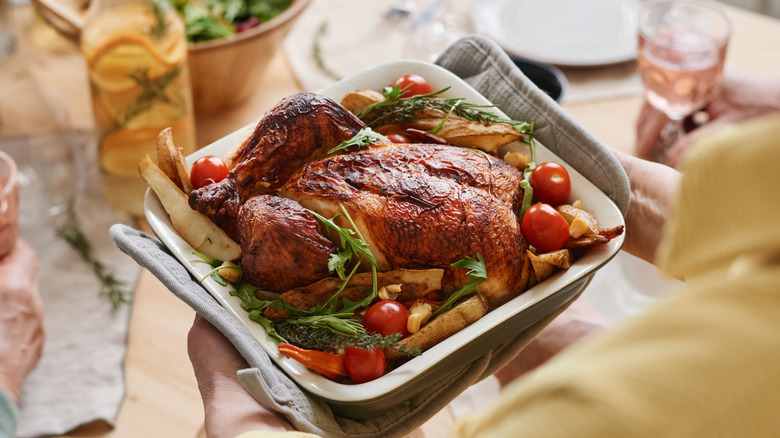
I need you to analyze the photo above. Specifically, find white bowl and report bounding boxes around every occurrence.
[144,59,625,419]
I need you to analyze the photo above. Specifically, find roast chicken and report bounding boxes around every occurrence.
[190,92,530,307]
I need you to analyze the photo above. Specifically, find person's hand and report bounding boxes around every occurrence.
[187,314,295,438]
[0,239,44,404]
[637,71,780,168]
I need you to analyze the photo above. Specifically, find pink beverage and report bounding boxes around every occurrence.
[0,151,18,258]
[637,29,727,119]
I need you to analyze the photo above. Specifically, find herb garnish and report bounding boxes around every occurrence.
[431,254,487,317]
[57,204,130,312]
[518,136,538,219]
[356,85,535,137]
[327,128,388,155]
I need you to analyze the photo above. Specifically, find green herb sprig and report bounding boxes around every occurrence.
[357,85,535,136]
[57,205,130,313]
[518,136,538,219]
[275,323,421,357]
[432,254,487,317]
[327,128,388,155]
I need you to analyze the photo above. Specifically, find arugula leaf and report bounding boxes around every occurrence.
[193,251,231,286]
[327,128,389,155]
[307,206,378,277]
[432,254,488,317]
[518,135,538,219]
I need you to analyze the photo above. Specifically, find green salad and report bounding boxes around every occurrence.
[170,0,293,43]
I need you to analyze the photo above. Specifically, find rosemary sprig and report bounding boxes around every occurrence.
[357,85,535,136]
[57,204,130,313]
[313,21,342,82]
[114,67,181,130]
[151,0,169,39]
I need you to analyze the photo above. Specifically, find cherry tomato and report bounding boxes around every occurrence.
[392,73,433,97]
[190,155,228,189]
[530,161,571,206]
[344,346,386,383]
[521,203,570,252]
[385,132,411,144]
[363,300,409,337]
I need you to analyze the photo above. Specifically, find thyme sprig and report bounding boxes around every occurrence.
[57,204,130,312]
[275,323,421,357]
[357,85,535,136]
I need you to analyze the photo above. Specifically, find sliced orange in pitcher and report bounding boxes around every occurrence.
[86,32,186,94]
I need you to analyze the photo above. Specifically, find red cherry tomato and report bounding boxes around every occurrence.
[392,73,433,97]
[529,161,571,206]
[385,132,411,144]
[344,346,386,383]
[521,203,570,252]
[190,155,228,189]
[363,300,409,337]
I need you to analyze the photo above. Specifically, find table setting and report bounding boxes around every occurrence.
[1,0,779,436]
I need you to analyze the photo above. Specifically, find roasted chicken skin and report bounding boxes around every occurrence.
[281,143,529,307]
[228,92,367,200]
[237,195,335,292]
[189,92,366,239]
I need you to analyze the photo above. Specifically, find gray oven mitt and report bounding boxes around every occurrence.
[112,35,629,438]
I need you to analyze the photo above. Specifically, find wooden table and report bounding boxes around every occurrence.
[5,3,778,438]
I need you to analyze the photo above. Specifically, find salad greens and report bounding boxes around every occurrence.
[170,0,293,43]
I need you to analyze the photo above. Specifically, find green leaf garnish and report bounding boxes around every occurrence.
[432,254,488,317]
[327,127,389,155]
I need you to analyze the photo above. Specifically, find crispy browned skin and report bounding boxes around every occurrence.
[237,195,336,292]
[281,143,529,308]
[229,92,367,200]
[188,177,241,241]
[189,92,366,239]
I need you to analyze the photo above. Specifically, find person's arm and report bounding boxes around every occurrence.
[609,149,681,265]
[0,240,44,438]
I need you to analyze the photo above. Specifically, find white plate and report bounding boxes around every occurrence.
[471,0,640,66]
[144,59,625,419]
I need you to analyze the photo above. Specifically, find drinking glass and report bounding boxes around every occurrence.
[0,151,18,258]
[0,77,85,223]
[637,0,732,165]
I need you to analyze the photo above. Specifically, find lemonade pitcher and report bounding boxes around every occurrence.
[80,0,196,215]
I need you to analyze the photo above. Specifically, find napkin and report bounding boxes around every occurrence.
[15,133,139,437]
[111,34,629,438]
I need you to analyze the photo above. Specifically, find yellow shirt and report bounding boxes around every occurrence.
[239,113,780,438]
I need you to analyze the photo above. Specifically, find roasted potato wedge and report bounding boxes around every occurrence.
[527,250,557,283]
[557,204,599,236]
[138,155,241,262]
[340,89,384,114]
[384,294,488,360]
[527,249,571,283]
[156,128,193,193]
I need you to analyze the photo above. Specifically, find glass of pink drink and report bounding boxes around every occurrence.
[0,151,18,259]
[637,0,732,164]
